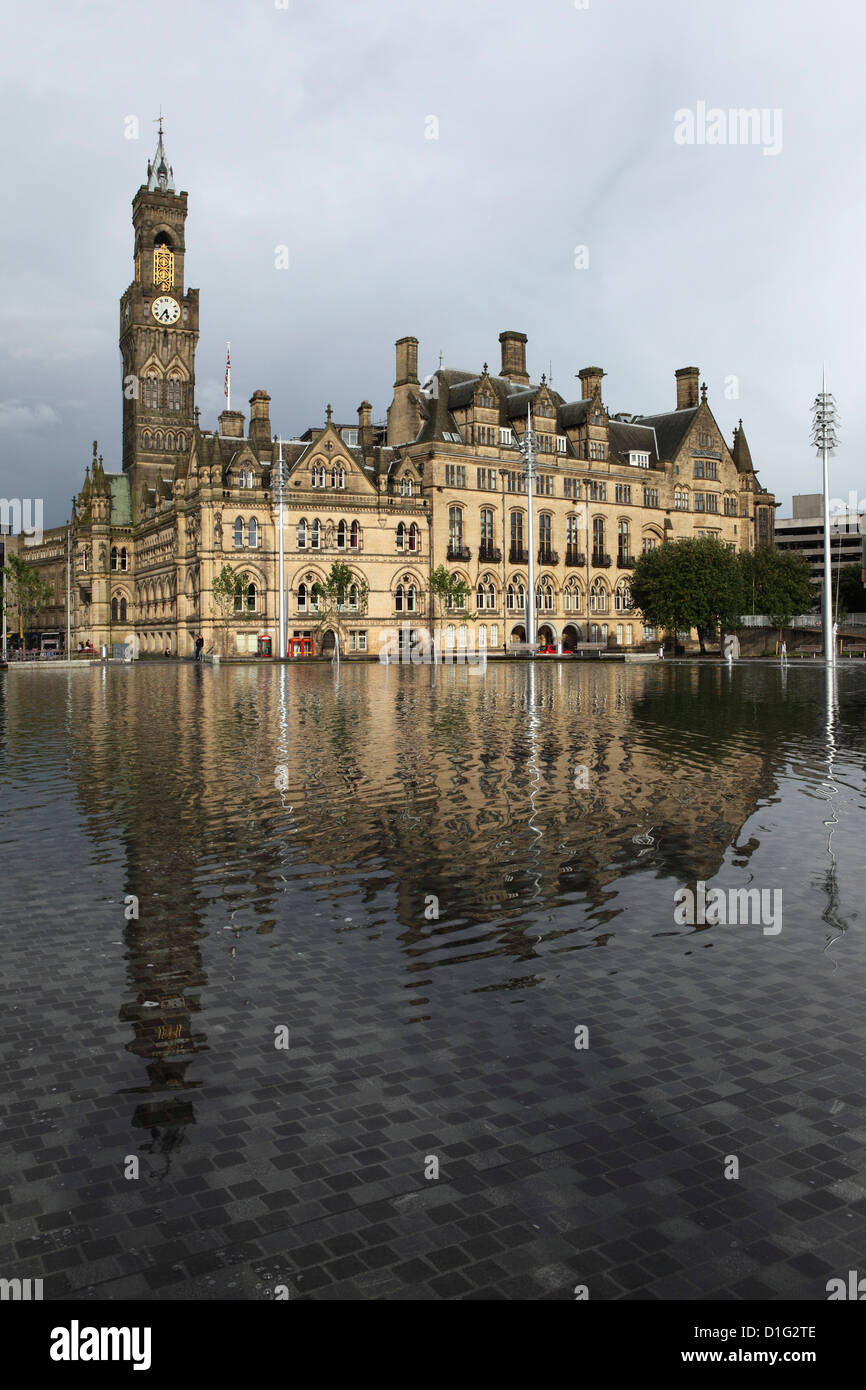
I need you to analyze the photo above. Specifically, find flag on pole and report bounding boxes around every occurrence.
[224,342,231,411]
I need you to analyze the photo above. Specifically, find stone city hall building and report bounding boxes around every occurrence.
[21,133,776,657]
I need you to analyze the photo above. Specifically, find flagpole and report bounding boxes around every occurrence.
[225,341,231,414]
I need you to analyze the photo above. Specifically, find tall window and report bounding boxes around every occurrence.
[476,576,496,611]
[297,519,307,549]
[480,508,494,545]
[337,520,347,550]
[401,476,413,496]
[396,522,406,551]
[234,581,257,613]
[298,582,308,613]
[539,514,552,550]
[592,517,605,557]
[144,375,159,408]
[615,580,632,612]
[350,520,360,550]
[310,519,321,549]
[234,516,244,549]
[248,517,258,548]
[589,579,607,612]
[448,506,463,550]
[395,583,417,613]
[507,582,526,612]
[510,511,525,551]
[536,580,554,611]
[119,596,127,621]
[167,377,181,411]
[617,520,630,560]
[409,523,420,553]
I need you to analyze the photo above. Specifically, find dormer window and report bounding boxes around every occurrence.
[629,451,650,469]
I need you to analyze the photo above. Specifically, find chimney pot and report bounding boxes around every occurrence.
[675,367,700,410]
[499,331,529,385]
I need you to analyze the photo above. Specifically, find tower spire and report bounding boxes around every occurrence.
[147,111,175,193]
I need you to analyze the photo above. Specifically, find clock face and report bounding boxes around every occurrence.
[152,296,180,325]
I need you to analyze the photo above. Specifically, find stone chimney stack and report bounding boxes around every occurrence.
[676,367,700,410]
[499,331,529,385]
[248,390,272,450]
[358,400,373,455]
[218,410,245,438]
[578,367,605,401]
[387,336,421,446]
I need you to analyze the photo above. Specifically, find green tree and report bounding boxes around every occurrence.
[428,564,473,644]
[211,564,249,656]
[630,537,744,653]
[739,545,814,643]
[311,561,369,654]
[836,562,866,618]
[3,553,54,645]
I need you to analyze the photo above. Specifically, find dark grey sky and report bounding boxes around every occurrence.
[2,0,864,526]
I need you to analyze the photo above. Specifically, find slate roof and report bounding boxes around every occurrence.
[607,421,660,468]
[633,408,698,461]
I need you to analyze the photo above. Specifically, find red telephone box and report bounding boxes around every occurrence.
[257,634,272,657]
[288,637,314,658]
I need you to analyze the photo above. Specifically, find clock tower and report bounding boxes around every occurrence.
[120,123,199,520]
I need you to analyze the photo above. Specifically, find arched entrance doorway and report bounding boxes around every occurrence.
[320,629,336,657]
[537,624,555,649]
[510,624,526,644]
[562,624,582,651]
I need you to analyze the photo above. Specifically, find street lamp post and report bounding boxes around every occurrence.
[516,406,537,648]
[811,370,839,664]
[273,439,289,660]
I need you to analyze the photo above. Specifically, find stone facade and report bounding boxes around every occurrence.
[19,135,776,657]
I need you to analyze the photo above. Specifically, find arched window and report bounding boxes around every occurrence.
[396,522,406,551]
[401,476,413,497]
[236,581,257,613]
[507,582,526,612]
[480,508,494,547]
[590,578,608,613]
[408,523,420,553]
[406,584,417,612]
[298,582,308,613]
[154,431,164,450]
[592,516,605,559]
[297,519,308,549]
[617,520,630,563]
[448,506,463,552]
[564,580,582,613]
[348,583,359,612]
[338,467,346,489]
[476,575,496,611]
[248,517,258,548]
[395,583,406,613]
[111,597,119,620]
[234,516,244,549]
[337,520,347,550]
[350,520,360,551]
[120,547,128,571]
[111,547,118,571]
[615,580,632,612]
[177,433,186,450]
[144,375,159,409]
[167,377,181,411]
[310,518,321,550]
[539,514,552,548]
[536,580,554,611]
[445,576,465,611]
[510,510,525,555]
[165,432,175,451]
[330,466,338,489]
[566,514,581,548]
[142,431,152,450]
[119,597,127,621]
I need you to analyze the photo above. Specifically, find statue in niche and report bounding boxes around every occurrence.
[213,511,221,551]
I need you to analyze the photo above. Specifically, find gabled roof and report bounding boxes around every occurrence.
[633,407,698,461]
[607,421,659,468]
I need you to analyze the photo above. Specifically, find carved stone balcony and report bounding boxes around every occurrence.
[592,552,612,568]
[509,546,529,565]
[617,554,636,569]
[537,548,559,567]
[565,549,586,567]
[446,544,471,562]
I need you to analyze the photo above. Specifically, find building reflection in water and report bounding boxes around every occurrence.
[57,658,845,1151]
